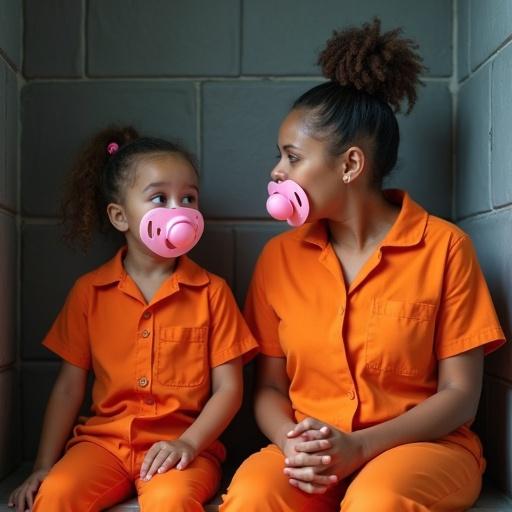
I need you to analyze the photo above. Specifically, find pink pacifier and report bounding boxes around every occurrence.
[266,180,310,226]
[139,207,204,258]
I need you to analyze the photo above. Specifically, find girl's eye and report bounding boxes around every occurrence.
[288,154,299,163]
[151,194,167,205]
[181,195,196,205]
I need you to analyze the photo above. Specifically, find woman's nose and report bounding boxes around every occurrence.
[271,163,287,183]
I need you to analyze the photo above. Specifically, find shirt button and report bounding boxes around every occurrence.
[143,311,151,320]
[138,377,149,388]
[144,397,155,405]
[142,329,150,338]
[346,389,356,400]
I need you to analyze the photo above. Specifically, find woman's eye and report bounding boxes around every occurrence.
[151,194,167,204]
[181,195,196,205]
[288,154,299,163]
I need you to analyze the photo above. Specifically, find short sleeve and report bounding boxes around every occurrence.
[435,236,505,359]
[208,280,259,367]
[42,278,91,370]
[244,248,284,357]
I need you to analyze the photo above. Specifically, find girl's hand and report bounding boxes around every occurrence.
[285,418,366,494]
[140,440,196,480]
[8,468,50,511]
[281,420,338,494]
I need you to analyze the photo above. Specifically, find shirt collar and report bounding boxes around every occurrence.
[92,247,210,288]
[296,189,429,250]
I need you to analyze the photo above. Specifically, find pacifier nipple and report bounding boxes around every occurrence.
[266,193,294,221]
[266,179,310,226]
[167,219,196,248]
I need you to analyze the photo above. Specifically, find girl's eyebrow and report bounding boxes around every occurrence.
[142,182,199,193]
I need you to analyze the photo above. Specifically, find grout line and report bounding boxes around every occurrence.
[464,35,512,80]
[451,0,459,221]
[488,63,493,211]
[196,82,202,166]
[238,0,243,77]
[21,216,284,226]
[20,74,452,84]
[0,49,19,75]
[82,0,87,78]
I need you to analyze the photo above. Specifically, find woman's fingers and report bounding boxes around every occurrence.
[284,465,337,484]
[293,438,332,453]
[285,452,331,467]
[288,477,335,494]
[287,418,329,438]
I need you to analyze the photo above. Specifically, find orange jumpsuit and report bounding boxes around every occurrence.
[220,190,505,512]
[34,250,258,512]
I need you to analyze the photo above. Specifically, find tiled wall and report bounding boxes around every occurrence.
[19,0,456,469]
[0,0,22,480]
[456,0,512,496]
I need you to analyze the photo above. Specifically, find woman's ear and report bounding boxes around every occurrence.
[340,146,366,184]
[107,203,129,232]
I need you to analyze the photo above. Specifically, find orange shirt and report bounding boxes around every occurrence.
[43,249,258,462]
[245,190,505,461]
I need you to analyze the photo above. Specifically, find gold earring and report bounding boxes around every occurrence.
[343,174,351,184]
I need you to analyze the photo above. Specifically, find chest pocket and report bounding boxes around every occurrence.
[365,299,437,376]
[157,326,208,387]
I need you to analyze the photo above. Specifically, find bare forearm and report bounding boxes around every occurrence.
[355,387,480,462]
[180,387,242,455]
[255,386,296,450]
[34,384,85,470]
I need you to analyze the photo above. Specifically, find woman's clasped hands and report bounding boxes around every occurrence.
[282,417,367,494]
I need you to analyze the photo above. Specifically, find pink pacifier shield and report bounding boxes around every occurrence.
[266,180,309,226]
[139,207,204,258]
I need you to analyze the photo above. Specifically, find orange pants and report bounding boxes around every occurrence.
[219,443,483,512]
[33,441,220,512]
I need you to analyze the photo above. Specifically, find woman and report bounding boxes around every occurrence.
[219,19,505,512]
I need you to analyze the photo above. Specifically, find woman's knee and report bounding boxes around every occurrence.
[341,486,427,512]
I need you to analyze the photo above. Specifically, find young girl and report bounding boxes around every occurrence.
[8,127,258,512]
[220,19,505,511]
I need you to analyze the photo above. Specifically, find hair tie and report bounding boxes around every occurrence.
[107,142,119,155]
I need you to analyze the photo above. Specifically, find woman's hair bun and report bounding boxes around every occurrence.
[318,18,425,113]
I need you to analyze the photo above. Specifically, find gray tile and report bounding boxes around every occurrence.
[189,224,235,288]
[484,377,512,496]
[459,211,512,382]
[0,211,17,368]
[23,0,83,77]
[0,59,5,209]
[385,82,452,219]
[0,368,20,479]
[2,63,18,212]
[201,80,320,218]
[22,223,123,361]
[21,362,60,460]
[0,0,22,69]
[234,223,289,305]
[491,44,512,208]
[470,0,512,70]
[242,0,452,77]
[21,361,94,461]
[21,81,197,216]
[458,0,471,81]
[455,66,491,219]
[87,0,240,77]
